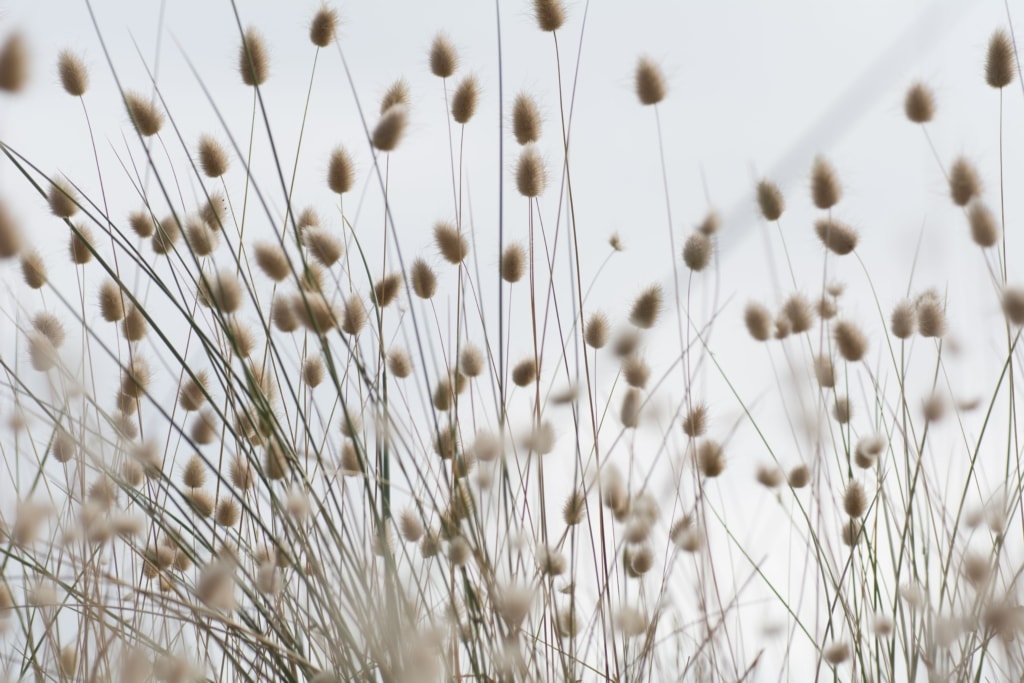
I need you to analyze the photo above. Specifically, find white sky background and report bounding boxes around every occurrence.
[2,0,1024,680]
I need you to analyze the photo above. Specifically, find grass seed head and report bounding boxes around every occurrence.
[890,299,916,339]
[563,490,586,525]
[152,215,181,254]
[512,358,537,387]
[630,285,663,328]
[814,217,858,255]
[253,242,290,282]
[0,200,23,258]
[410,257,438,299]
[823,641,850,665]
[814,354,835,388]
[697,440,725,478]
[811,156,842,209]
[124,91,164,136]
[534,0,566,32]
[434,221,468,263]
[451,75,479,124]
[429,34,457,78]
[783,293,815,333]
[128,210,155,237]
[621,388,641,428]
[788,464,810,488]
[215,499,240,528]
[32,312,65,348]
[58,50,88,96]
[968,200,999,247]
[744,302,772,341]
[309,6,338,47]
[904,81,935,123]
[915,290,946,338]
[843,481,867,517]
[21,249,47,289]
[622,356,650,388]
[182,454,206,489]
[373,105,409,151]
[303,227,343,267]
[185,220,217,257]
[380,78,409,113]
[501,242,526,282]
[635,56,667,105]
[388,348,412,378]
[833,320,868,362]
[302,356,324,387]
[584,312,609,349]
[327,146,354,194]
[756,179,785,221]
[48,179,78,218]
[516,144,547,197]
[399,509,424,542]
[122,304,148,341]
[949,157,981,206]
[512,92,541,144]
[179,371,208,411]
[271,295,299,332]
[459,345,484,377]
[197,135,229,178]
[986,29,1016,88]
[682,403,708,437]
[198,269,243,313]
[833,396,851,424]
[1001,285,1024,325]
[756,465,783,488]
[341,294,366,335]
[239,27,269,86]
[373,273,402,307]
[69,224,93,264]
[0,32,28,92]
[682,232,712,271]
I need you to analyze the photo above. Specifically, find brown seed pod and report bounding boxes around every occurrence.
[0,32,29,93]
[634,57,667,105]
[501,242,526,283]
[814,218,858,255]
[756,179,785,221]
[533,0,566,32]
[833,320,868,362]
[986,29,1016,89]
[327,146,354,194]
[903,81,935,123]
[949,157,981,207]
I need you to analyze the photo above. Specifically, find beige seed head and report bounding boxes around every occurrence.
[756,179,785,221]
[182,454,206,488]
[51,429,76,463]
[58,644,77,677]
[302,355,324,387]
[744,302,772,341]
[124,91,163,136]
[622,355,650,389]
[179,371,208,411]
[629,545,654,575]
[309,6,338,47]
[0,32,29,92]
[814,354,835,388]
[228,454,253,491]
[451,75,479,124]
[774,314,791,340]
[620,388,641,428]
[682,403,708,437]
[127,210,155,238]
[373,273,402,307]
[397,509,424,543]
[0,200,23,258]
[533,0,566,32]
[986,29,1016,88]
[817,296,837,319]
[501,242,526,282]
[69,224,94,264]
[814,218,858,255]
[585,312,609,349]
[388,347,412,378]
[429,34,457,78]
[609,233,624,251]
[434,221,468,263]
[380,78,409,114]
[823,642,850,665]
[123,304,148,341]
[271,295,299,332]
[697,440,725,477]
[341,294,366,335]
[197,269,243,313]
[682,232,712,271]
[97,279,125,322]
[120,357,150,399]
[783,293,815,333]
[201,192,226,230]
[239,27,269,86]
[949,157,981,206]
[563,490,586,525]
[253,242,290,281]
[516,144,547,197]
[459,345,484,377]
[890,299,916,339]
[1001,285,1024,325]
[833,320,868,362]
[303,227,344,267]
[327,146,354,195]
[32,312,65,348]
[57,49,88,96]
[372,105,408,152]
[186,489,214,518]
[512,92,541,144]
[788,464,810,489]
[21,249,47,289]
[185,220,217,257]
[630,284,662,329]
[916,290,946,338]
[903,81,935,123]
[215,498,240,528]
[152,215,180,255]
[833,396,851,424]
[635,56,667,105]
[511,358,538,387]
[48,179,78,218]
[293,293,336,334]
[28,332,58,372]
[197,135,229,178]
[410,258,438,298]
[843,481,867,517]
[756,464,783,488]
[968,200,999,248]
[811,156,841,209]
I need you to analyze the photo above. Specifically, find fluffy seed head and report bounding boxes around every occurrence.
[409,258,438,299]
[126,210,154,238]
[97,279,125,322]
[451,75,479,124]
[373,273,402,307]
[814,218,858,255]
[585,312,609,349]
[198,270,243,313]
[434,222,468,263]
[756,465,783,488]
[511,358,537,387]
[152,216,180,254]
[814,354,835,388]
[512,92,541,144]
[239,28,269,86]
[968,200,999,248]
[32,312,65,348]
[788,464,810,488]
[811,156,841,209]
[48,179,78,218]
[635,57,667,105]
[949,157,981,206]
[890,299,916,339]
[1001,286,1024,325]
[818,296,837,319]
[783,293,815,333]
[501,242,526,282]
[682,403,708,437]
[516,145,546,197]
[185,220,217,257]
[380,79,409,113]
[292,293,337,334]
[459,345,484,378]
[697,211,720,236]
[309,6,338,47]
[398,509,424,543]
[824,642,850,665]
[682,233,712,271]
[744,302,772,341]
[622,355,650,388]
[833,320,868,362]
[697,440,725,477]
[21,249,47,289]
[303,228,344,267]
[916,290,945,338]
[271,295,299,332]
[57,50,88,96]
[388,348,412,378]
[372,105,408,151]
[341,294,366,335]
[124,91,163,136]
[67,225,93,264]
[429,34,457,78]
[327,146,354,194]
[0,200,23,258]
[120,357,150,400]
[0,32,28,93]
[197,135,229,178]
[621,389,641,428]
[181,454,206,489]
[843,481,867,517]
[614,329,640,356]
[51,430,76,463]
[986,29,1016,88]
[903,81,935,123]
[123,304,147,341]
[179,371,208,411]
[756,179,785,221]
[833,396,851,424]
[253,242,290,281]
[533,0,566,32]
[28,333,58,371]
[630,285,662,328]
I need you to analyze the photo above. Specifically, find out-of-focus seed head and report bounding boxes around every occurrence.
[512,92,541,144]
[833,396,851,424]
[682,232,712,271]
[890,299,916,339]
[682,403,708,437]
[253,242,290,281]
[630,285,662,329]
[48,179,78,218]
[372,105,408,152]
[915,290,946,338]
[57,50,88,96]
[197,269,243,314]
[21,249,47,289]
[0,200,23,258]
[373,273,402,307]
[341,294,365,335]
[185,220,217,257]
[303,227,343,267]
[533,0,566,32]
[788,464,810,488]
[409,258,438,299]
[756,464,783,488]
[1001,285,1024,325]
[197,135,229,178]
[0,32,29,93]
[124,91,163,137]
[179,371,209,412]
[516,145,546,197]
[814,354,835,388]
[434,221,468,264]
[239,27,269,86]
[68,224,93,265]
[620,388,641,428]
[451,75,479,124]
[380,79,409,114]
[622,355,650,388]
[501,242,526,283]
[697,440,725,477]
[756,179,785,221]
[821,299,841,323]
[585,312,609,349]
[744,302,772,341]
[949,157,981,207]
[968,200,999,248]
[511,358,537,387]
[844,481,867,517]
[814,218,858,255]
[635,57,667,105]
[152,215,181,255]
[429,34,457,78]
[32,312,65,348]
[824,642,850,665]
[811,156,842,209]
[327,146,354,195]
[904,81,935,123]
[783,293,815,333]
[834,320,868,362]
[123,304,148,341]
[388,347,412,378]
[986,29,1016,88]
[309,6,339,47]
[459,345,484,378]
